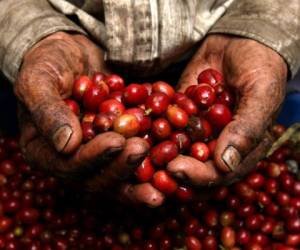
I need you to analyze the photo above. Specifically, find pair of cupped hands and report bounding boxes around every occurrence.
[15,32,287,207]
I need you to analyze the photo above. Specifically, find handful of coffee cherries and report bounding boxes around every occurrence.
[65,69,235,200]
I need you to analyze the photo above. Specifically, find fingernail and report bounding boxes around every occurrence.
[52,125,73,152]
[127,152,148,166]
[173,171,186,180]
[221,145,241,172]
[103,147,123,158]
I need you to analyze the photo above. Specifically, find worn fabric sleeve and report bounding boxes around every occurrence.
[209,0,300,78]
[103,0,234,76]
[0,0,85,83]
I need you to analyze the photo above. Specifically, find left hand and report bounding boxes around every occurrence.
[16,32,164,207]
[167,34,287,186]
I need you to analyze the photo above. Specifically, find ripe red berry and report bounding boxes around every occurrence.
[261,218,276,234]
[246,173,265,190]
[276,192,290,206]
[185,85,197,99]
[234,182,256,203]
[83,84,108,112]
[92,72,106,84]
[266,163,281,178]
[193,84,216,108]
[185,236,201,250]
[202,235,217,250]
[17,208,40,224]
[81,122,96,142]
[220,226,235,248]
[123,84,148,106]
[166,105,189,129]
[64,99,80,116]
[135,157,155,182]
[108,91,124,103]
[159,235,172,250]
[206,104,232,130]
[152,170,178,195]
[93,113,113,132]
[286,234,300,247]
[72,75,93,100]
[124,108,152,135]
[286,218,300,233]
[197,68,223,88]
[0,217,12,233]
[105,74,125,91]
[176,186,194,202]
[146,93,170,115]
[82,112,96,123]
[170,131,191,153]
[113,114,140,138]
[214,84,225,94]
[186,117,212,141]
[99,99,125,116]
[271,124,286,138]
[216,90,235,108]
[245,214,263,231]
[279,172,294,192]
[0,160,16,176]
[203,210,218,228]
[175,97,199,116]
[219,211,235,226]
[293,181,300,196]
[150,141,178,166]
[152,81,175,98]
[190,142,210,162]
[142,82,153,95]
[151,118,172,141]
[236,229,251,245]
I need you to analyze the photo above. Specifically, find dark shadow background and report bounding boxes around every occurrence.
[0,73,18,136]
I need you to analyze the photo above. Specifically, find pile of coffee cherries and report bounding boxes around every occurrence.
[0,125,299,250]
[65,69,234,197]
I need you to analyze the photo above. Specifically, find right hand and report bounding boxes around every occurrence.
[15,32,164,207]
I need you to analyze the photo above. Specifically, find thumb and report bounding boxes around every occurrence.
[15,75,82,154]
[214,78,285,173]
[177,39,226,92]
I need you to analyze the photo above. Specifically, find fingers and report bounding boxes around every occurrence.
[69,132,126,172]
[220,131,274,185]
[214,77,285,173]
[27,89,82,154]
[120,183,165,208]
[22,128,126,176]
[166,132,273,188]
[84,137,149,192]
[167,155,221,186]
[14,32,106,154]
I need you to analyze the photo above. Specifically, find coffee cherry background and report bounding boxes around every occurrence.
[0,125,299,249]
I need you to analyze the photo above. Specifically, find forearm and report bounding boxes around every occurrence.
[209,0,300,78]
[0,0,84,83]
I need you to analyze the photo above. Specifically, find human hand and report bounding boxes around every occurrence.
[167,34,287,186]
[15,32,163,206]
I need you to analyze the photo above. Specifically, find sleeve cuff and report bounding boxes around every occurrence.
[2,15,85,83]
[209,19,300,78]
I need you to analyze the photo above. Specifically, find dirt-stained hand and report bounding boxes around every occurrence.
[167,34,287,186]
